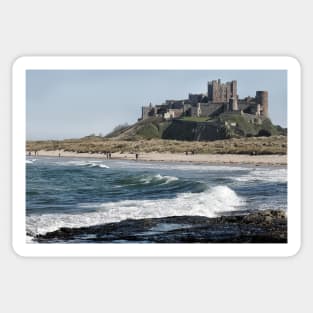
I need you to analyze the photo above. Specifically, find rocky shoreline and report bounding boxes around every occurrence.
[34,209,287,244]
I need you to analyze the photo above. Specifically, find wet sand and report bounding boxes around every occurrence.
[29,150,287,165]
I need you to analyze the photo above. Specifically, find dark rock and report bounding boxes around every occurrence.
[34,209,287,244]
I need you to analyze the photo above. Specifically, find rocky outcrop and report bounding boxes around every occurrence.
[34,209,287,244]
[162,119,227,141]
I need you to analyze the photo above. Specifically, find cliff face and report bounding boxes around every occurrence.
[105,115,286,142]
[162,120,227,141]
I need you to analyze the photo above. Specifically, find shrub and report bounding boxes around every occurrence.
[113,123,129,132]
[258,129,271,137]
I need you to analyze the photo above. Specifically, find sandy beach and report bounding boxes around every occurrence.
[30,150,287,165]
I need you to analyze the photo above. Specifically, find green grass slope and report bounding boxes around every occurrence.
[105,117,171,140]
[105,114,286,142]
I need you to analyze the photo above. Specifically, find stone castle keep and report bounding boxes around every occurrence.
[140,79,268,121]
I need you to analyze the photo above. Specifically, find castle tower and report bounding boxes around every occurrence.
[212,80,219,102]
[225,82,232,102]
[256,91,268,117]
[230,96,238,111]
[231,80,237,98]
[208,80,219,102]
[208,81,213,101]
[208,79,238,103]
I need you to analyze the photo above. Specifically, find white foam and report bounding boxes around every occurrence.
[26,159,37,164]
[98,164,110,168]
[58,160,110,169]
[26,185,245,235]
[112,161,250,172]
[139,174,179,185]
[26,235,36,243]
[233,168,287,183]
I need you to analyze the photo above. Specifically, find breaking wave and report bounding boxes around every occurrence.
[233,168,287,183]
[59,160,110,169]
[139,174,179,185]
[112,161,250,172]
[26,159,37,164]
[26,185,245,235]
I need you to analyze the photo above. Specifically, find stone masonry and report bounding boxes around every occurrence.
[140,78,268,121]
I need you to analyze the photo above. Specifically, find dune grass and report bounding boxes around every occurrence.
[27,136,287,155]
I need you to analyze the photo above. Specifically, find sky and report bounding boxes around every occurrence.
[26,70,287,140]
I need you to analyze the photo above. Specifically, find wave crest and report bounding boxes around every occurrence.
[233,168,287,183]
[139,174,179,185]
[27,185,245,235]
[26,159,37,164]
[59,160,110,169]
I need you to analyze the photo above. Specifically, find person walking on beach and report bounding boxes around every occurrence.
[135,153,139,160]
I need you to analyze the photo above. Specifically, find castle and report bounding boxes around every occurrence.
[140,79,268,121]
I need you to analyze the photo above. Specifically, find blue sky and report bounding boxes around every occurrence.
[26,70,287,140]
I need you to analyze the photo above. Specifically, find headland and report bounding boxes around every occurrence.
[27,78,287,166]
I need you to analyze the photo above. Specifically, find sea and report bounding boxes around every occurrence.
[26,156,287,243]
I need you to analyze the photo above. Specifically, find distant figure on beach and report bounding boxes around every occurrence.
[34,150,38,156]
[185,151,188,155]
[135,153,139,160]
[28,151,31,156]
[191,150,195,155]
[58,152,61,158]
[109,152,111,159]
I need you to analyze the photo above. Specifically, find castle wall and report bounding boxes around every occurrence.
[188,93,207,104]
[191,103,225,117]
[165,99,186,109]
[169,108,184,118]
[238,102,252,113]
[190,106,199,117]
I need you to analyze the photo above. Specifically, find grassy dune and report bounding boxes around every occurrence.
[27,136,287,155]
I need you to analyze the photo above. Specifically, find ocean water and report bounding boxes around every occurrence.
[26,156,287,242]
